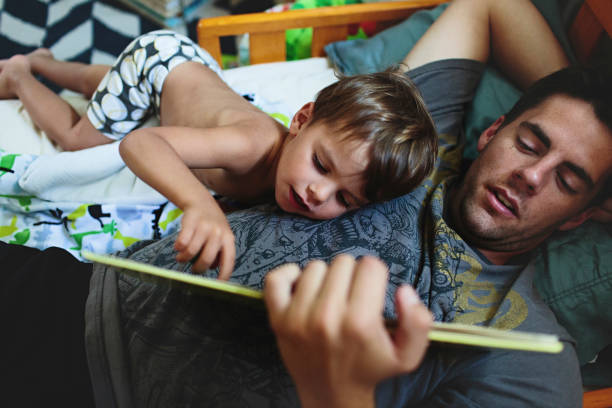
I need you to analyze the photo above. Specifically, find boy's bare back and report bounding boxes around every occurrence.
[157,61,288,202]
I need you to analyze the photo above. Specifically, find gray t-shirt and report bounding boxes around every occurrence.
[85,59,582,407]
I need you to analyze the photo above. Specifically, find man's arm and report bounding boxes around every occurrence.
[402,0,569,90]
[264,255,432,408]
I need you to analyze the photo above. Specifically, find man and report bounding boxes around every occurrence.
[1,0,610,407]
[267,0,611,406]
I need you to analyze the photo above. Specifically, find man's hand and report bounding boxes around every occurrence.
[264,255,432,408]
[174,204,235,280]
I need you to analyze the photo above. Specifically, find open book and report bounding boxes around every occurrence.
[82,250,563,354]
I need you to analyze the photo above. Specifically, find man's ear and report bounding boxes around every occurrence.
[557,207,597,231]
[477,116,505,152]
[288,102,314,135]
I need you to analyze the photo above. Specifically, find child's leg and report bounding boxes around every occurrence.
[0,48,110,99]
[0,55,113,151]
[30,54,109,99]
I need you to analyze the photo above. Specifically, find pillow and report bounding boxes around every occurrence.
[326,0,611,386]
[532,221,612,382]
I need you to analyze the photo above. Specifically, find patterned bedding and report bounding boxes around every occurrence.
[0,148,182,259]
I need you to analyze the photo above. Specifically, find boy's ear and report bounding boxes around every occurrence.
[477,116,505,152]
[289,102,315,135]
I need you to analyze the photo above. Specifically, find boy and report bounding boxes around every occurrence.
[0,30,437,279]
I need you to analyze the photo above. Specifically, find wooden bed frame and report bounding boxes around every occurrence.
[197,0,446,65]
[196,1,612,406]
[197,0,611,66]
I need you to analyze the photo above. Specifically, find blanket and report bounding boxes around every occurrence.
[0,147,182,259]
[0,94,178,260]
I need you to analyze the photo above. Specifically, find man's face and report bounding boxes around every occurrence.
[275,104,370,220]
[451,94,612,256]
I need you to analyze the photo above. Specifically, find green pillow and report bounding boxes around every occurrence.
[532,222,612,364]
[325,0,611,386]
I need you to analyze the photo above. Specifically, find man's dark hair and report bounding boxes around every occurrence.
[502,65,612,205]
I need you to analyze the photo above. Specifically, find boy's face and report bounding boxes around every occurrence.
[451,94,612,256]
[275,103,370,220]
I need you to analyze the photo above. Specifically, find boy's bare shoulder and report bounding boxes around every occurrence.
[193,112,285,202]
[225,110,288,171]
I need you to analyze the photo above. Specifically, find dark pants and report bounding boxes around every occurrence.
[0,242,95,407]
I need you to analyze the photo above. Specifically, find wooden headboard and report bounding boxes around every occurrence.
[569,0,612,63]
[197,0,446,65]
[197,0,612,67]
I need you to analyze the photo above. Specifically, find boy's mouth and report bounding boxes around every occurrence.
[291,188,309,211]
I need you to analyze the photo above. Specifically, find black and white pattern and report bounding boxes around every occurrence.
[0,0,160,71]
[87,29,222,138]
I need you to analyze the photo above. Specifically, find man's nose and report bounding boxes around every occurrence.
[306,181,334,205]
[514,160,551,195]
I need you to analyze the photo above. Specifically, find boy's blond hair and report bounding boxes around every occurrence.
[309,70,437,202]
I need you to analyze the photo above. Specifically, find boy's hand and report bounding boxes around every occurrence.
[264,255,432,408]
[174,204,235,280]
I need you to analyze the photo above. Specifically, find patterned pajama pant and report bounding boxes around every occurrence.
[86,30,224,139]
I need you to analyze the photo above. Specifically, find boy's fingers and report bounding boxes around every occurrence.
[264,264,301,328]
[181,228,206,262]
[217,239,235,280]
[175,225,194,253]
[194,237,221,272]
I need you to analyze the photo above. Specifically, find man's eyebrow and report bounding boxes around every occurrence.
[563,162,595,190]
[521,122,551,148]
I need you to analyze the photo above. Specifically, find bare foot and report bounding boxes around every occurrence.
[27,48,53,60]
[0,55,31,99]
[0,48,53,72]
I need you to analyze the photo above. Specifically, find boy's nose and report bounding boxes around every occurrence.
[307,181,333,205]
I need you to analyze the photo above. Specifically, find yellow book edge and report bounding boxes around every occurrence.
[82,250,563,354]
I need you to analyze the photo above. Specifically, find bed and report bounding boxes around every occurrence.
[0,0,610,404]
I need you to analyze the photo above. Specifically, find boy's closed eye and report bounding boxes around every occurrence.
[337,192,351,208]
[313,153,328,174]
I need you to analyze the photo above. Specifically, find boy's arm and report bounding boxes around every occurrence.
[401,0,569,90]
[119,125,260,279]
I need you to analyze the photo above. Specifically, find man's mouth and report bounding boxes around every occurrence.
[490,188,518,217]
[291,188,309,211]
